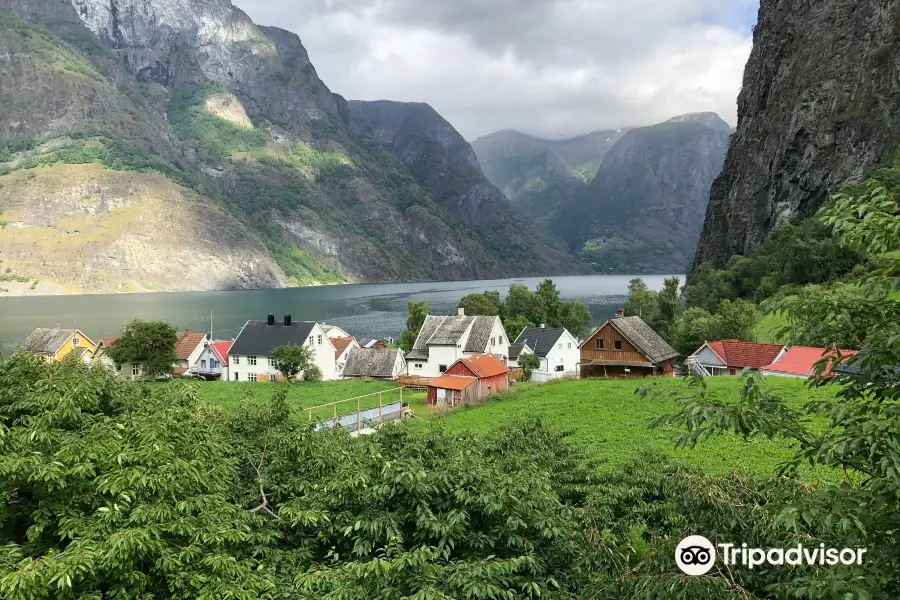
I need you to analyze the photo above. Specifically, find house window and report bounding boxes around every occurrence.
[596,339,604,350]
[415,363,423,369]
[234,372,239,381]
[73,337,80,347]
[116,364,122,371]
[729,369,736,375]
[269,375,277,383]
[249,373,257,382]
[308,337,314,346]
[491,337,495,346]
[233,357,240,365]
[318,335,323,345]
[439,365,447,373]
[500,336,504,345]
[132,363,140,376]
[555,365,565,372]
[201,359,207,368]
[248,356,257,366]
[559,343,563,350]
[568,343,572,349]
[614,341,622,351]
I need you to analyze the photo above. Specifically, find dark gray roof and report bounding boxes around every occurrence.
[608,316,679,363]
[228,320,316,357]
[343,348,404,378]
[835,345,900,377]
[514,327,566,358]
[18,328,76,354]
[508,343,527,360]
[464,316,500,352]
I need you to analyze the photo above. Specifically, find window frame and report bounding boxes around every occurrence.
[248,356,257,366]
[438,364,448,373]
[249,373,258,382]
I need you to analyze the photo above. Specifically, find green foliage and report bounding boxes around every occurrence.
[458,290,503,317]
[271,343,314,381]
[255,225,343,286]
[558,300,593,340]
[0,273,29,283]
[503,314,532,342]
[107,319,178,379]
[399,300,431,353]
[501,280,594,340]
[518,352,541,382]
[671,300,759,355]
[302,364,323,382]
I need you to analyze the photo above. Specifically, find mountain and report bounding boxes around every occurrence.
[471,130,587,220]
[692,0,900,272]
[550,114,732,274]
[0,0,575,295]
[544,129,629,181]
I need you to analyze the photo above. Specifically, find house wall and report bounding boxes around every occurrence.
[409,344,461,378]
[191,346,229,380]
[393,351,407,379]
[54,330,94,362]
[693,346,727,373]
[580,322,651,364]
[230,323,338,382]
[445,361,509,400]
[760,370,808,380]
[335,339,360,378]
[538,330,580,379]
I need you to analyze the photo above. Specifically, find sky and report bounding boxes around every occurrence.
[238,0,759,140]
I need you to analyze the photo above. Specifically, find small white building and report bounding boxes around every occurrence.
[228,314,338,382]
[507,342,534,368]
[406,309,508,378]
[514,326,580,381]
[332,336,360,378]
[189,341,232,380]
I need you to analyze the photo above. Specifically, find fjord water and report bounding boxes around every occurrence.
[0,275,680,353]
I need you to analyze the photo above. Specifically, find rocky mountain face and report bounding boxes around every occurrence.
[551,114,731,274]
[0,0,575,295]
[692,0,900,272]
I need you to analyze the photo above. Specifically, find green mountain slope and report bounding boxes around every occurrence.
[0,0,576,295]
[550,115,732,274]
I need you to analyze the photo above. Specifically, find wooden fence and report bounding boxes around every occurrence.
[305,388,406,434]
[398,375,433,390]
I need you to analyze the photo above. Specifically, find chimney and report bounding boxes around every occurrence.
[284,314,292,327]
[185,328,192,335]
[616,308,625,318]
[267,313,275,326]
[457,307,465,316]
[540,323,546,329]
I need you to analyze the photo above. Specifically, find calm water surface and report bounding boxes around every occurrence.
[0,275,681,352]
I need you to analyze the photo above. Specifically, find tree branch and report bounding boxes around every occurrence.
[248,454,281,520]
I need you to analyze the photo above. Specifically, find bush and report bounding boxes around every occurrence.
[302,364,323,382]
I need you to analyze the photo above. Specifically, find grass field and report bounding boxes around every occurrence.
[410,376,841,482]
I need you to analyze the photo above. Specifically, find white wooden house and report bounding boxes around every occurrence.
[406,309,508,378]
[514,326,580,381]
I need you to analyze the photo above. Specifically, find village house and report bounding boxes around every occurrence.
[321,324,352,339]
[342,347,407,380]
[93,329,207,379]
[426,354,509,407]
[358,338,388,350]
[513,326,580,381]
[506,342,534,368]
[332,336,360,378]
[17,327,95,364]
[686,339,787,376]
[579,310,679,378]
[406,309,508,378]
[228,314,338,382]
[834,344,900,381]
[189,341,232,380]
[759,345,858,379]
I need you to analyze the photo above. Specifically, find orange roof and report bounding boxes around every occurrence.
[209,341,232,366]
[175,330,207,360]
[332,337,356,360]
[99,336,119,347]
[457,354,510,378]
[705,340,785,369]
[761,346,858,377]
[428,374,477,391]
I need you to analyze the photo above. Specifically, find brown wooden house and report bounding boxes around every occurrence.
[579,310,679,378]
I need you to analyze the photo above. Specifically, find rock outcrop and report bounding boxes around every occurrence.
[692,0,900,272]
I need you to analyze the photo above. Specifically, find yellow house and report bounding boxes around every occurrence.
[17,328,96,364]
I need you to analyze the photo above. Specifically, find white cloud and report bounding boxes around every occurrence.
[238,0,755,139]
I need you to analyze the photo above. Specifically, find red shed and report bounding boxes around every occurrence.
[427,355,509,407]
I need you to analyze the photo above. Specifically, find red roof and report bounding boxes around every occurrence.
[704,340,786,369]
[99,336,119,347]
[429,374,477,391]
[457,354,510,378]
[175,330,207,360]
[761,346,858,377]
[173,367,189,376]
[209,341,232,366]
[332,337,356,360]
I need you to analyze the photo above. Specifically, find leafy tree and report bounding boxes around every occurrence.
[672,299,759,356]
[272,342,314,381]
[302,364,323,382]
[505,283,536,320]
[399,300,431,353]
[518,352,541,382]
[458,290,503,317]
[535,279,561,326]
[107,319,177,379]
[503,314,532,343]
[623,277,660,323]
[558,300,593,340]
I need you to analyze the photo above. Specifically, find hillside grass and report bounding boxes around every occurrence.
[410,376,841,483]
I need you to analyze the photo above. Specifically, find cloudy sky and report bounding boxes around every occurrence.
[239,0,758,140]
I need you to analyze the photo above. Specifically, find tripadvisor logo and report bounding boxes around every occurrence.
[675,536,868,575]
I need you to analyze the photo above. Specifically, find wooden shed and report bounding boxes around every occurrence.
[427,354,509,407]
[579,311,679,378]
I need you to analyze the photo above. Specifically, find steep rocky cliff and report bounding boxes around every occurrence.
[551,114,731,273]
[692,0,900,272]
[0,0,576,295]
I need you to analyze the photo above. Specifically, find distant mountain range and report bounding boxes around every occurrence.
[473,113,733,274]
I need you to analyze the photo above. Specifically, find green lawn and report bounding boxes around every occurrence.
[411,376,841,482]
[162,380,425,423]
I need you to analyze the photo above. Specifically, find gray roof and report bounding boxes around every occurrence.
[606,316,679,363]
[18,328,76,354]
[508,343,527,360]
[407,314,499,360]
[343,348,404,378]
[514,327,566,358]
[229,320,316,357]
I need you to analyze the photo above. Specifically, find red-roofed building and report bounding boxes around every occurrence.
[760,346,858,379]
[687,340,787,376]
[189,340,233,380]
[427,354,509,407]
[93,329,209,379]
[331,337,360,376]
